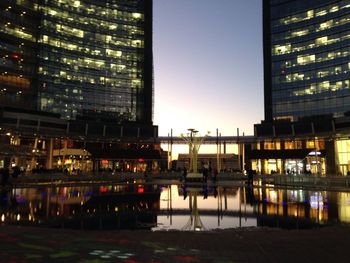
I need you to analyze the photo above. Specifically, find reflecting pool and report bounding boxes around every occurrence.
[1,182,350,231]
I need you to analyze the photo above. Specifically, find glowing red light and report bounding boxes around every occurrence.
[137,187,144,193]
[11,53,20,60]
[100,186,108,193]
[138,158,144,162]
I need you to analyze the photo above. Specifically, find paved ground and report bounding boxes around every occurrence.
[0,225,349,263]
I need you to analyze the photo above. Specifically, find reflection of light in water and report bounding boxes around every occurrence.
[17,214,20,221]
[1,214,5,222]
[310,192,323,210]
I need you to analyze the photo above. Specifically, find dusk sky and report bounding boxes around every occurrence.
[153,0,264,137]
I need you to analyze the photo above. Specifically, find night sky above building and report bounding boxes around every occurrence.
[153,0,263,136]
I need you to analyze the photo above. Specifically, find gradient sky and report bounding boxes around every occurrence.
[153,0,264,137]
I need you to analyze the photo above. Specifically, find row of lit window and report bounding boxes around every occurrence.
[254,139,324,150]
[39,50,141,71]
[275,62,350,84]
[273,29,350,56]
[0,25,35,42]
[39,70,142,88]
[274,47,350,69]
[39,34,143,55]
[291,80,350,97]
[55,57,140,75]
[0,74,30,88]
[40,50,142,69]
[41,6,143,34]
[1,9,143,45]
[48,0,144,22]
[53,22,143,40]
[38,65,142,86]
[40,98,136,112]
[40,95,136,109]
[273,14,350,42]
[61,58,137,74]
[60,57,141,73]
[272,0,350,28]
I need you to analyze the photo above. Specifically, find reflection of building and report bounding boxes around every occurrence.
[176,153,239,172]
[251,0,350,175]
[1,184,160,230]
[0,0,159,172]
[248,186,346,229]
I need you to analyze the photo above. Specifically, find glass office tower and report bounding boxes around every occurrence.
[264,0,350,122]
[0,0,40,110]
[0,0,153,123]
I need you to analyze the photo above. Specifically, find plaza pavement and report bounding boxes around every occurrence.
[0,224,349,263]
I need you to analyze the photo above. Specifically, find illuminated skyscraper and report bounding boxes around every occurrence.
[0,0,153,123]
[263,0,350,121]
[251,0,350,176]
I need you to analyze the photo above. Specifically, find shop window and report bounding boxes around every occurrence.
[264,142,275,150]
[306,140,315,149]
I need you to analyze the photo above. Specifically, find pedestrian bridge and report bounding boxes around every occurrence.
[158,135,255,144]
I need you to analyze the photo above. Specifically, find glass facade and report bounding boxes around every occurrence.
[265,0,350,121]
[0,0,153,123]
[0,0,40,110]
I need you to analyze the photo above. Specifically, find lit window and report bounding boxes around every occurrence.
[48,9,57,16]
[297,54,315,65]
[319,20,333,30]
[330,6,339,13]
[291,29,309,37]
[316,36,328,45]
[43,35,48,43]
[132,13,142,19]
[273,44,291,55]
[307,10,314,18]
[73,1,80,7]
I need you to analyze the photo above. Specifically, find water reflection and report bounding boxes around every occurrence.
[0,181,160,230]
[155,184,256,231]
[0,183,350,231]
[252,186,350,229]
